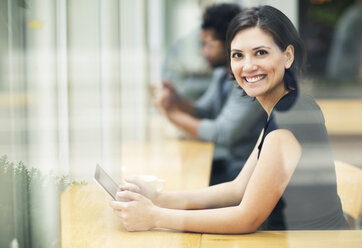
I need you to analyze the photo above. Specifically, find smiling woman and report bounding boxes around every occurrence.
[229,27,294,104]
[109,5,350,233]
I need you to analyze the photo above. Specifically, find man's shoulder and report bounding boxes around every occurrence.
[228,87,256,103]
[212,67,226,78]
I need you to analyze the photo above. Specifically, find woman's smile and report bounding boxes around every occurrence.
[243,74,267,84]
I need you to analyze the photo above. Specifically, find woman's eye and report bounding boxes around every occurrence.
[256,50,268,56]
[231,52,243,59]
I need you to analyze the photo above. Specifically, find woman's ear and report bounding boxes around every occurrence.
[284,45,294,69]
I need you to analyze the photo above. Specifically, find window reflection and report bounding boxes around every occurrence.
[0,0,361,247]
[299,0,362,96]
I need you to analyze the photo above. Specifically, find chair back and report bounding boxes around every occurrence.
[335,160,362,224]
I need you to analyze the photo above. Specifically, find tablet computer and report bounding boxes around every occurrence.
[94,164,119,200]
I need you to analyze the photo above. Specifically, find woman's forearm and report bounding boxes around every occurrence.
[155,152,260,210]
[155,180,243,210]
[153,205,257,234]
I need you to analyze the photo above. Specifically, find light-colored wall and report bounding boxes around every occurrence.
[240,0,299,28]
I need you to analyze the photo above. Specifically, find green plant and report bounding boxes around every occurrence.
[0,155,79,248]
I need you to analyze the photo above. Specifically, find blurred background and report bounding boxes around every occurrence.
[1,0,360,180]
[0,0,361,246]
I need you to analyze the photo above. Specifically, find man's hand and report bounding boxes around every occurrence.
[151,80,181,113]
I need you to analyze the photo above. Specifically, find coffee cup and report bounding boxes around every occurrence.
[136,175,166,192]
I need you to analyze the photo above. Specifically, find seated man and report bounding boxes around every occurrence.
[155,3,266,185]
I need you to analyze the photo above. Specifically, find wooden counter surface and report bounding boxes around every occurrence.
[61,138,361,248]
[201,230,362,248]
[61,139,214,248]
[316,99,362,135]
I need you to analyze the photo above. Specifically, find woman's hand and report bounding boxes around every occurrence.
[110,191,159,231]
[119,176,164,204]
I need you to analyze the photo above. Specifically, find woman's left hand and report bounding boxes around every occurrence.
[110,190,159,231]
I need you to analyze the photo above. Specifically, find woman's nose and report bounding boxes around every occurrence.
[242,58,257,72]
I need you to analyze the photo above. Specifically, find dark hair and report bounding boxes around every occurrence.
[202,3,242,42]
[226,5,306,91]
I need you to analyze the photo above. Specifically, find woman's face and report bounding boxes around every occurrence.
[230,27,294,99]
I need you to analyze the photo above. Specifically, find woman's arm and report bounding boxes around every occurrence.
[111,129,302,233]
[159,129,302,233]
[123,132,263,210]
[156,142,260,209]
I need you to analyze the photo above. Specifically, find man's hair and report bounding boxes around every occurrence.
[201,3,242,42]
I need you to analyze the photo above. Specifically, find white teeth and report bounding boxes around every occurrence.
[245,75,265,83]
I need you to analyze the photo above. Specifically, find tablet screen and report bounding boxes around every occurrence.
[94,164,119,200]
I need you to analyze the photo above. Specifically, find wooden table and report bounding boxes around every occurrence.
[61,139,362,248]
[316,99,362,135]
[0,93,31,108]
[61,139,214,248]
[119,139,214,191]
[201,230,362,248]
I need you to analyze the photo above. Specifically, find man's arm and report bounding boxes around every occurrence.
[162,81,196,115]
[197,86,266,146]
[164,108,200,138]
[160,70,223,138]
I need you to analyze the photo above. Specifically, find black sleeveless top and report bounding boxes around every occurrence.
[258,91,349,230]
